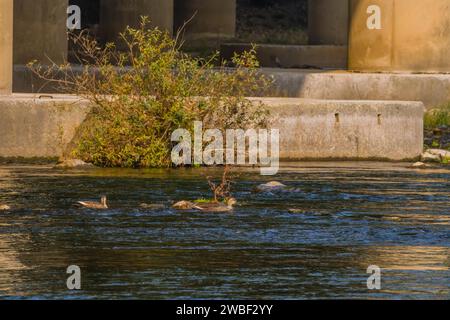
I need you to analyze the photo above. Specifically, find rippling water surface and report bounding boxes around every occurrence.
[0,162,449,299]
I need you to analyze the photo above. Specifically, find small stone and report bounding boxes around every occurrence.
[427,149,450,159]
[288,208,305,214]
[54,159,95,169]
[411,162,430,169]
[0,205,11,211]
[421,152,441,163]
[254,181,288,193]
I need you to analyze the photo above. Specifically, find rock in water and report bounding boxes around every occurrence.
[421,152,441,163]
[0,205,11,211]
[288,208,305,214]
[421,149,450,163]
[411,162,431,169]
[255,181,288,193]
[54,159,95,169]
[427,149,450,159]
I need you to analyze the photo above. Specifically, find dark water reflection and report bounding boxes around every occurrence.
[0,162,449,299]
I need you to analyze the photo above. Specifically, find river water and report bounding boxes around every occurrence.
[0,162,448,299]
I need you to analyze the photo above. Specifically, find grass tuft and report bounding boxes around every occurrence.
[424,102,450,129]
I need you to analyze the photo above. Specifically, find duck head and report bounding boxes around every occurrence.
[101,196,108,207]
[226,198,237,207]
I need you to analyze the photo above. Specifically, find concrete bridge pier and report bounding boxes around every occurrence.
[0,0,13,95]
[13,0,68,65]
[349,0,450,72]
[100,0,174,47]
[174,0,236,40]
[308,0,349,45]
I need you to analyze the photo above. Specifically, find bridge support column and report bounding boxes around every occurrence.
[174,0,236,40]
[0,0,13,95]
[308,0,349,45]
[13,0,68,65]
[100,0,174,48]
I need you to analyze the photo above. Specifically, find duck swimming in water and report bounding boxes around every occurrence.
[0,204,11,211]
[172,198,237,212]
[192,198,237,213]
[172,200,197,210]
[77,196,108,209]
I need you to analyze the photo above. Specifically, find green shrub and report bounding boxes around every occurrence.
[29,18,272,168]
[424,102,450,129]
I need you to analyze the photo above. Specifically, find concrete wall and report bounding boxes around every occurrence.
[0,95,424,160]
[221,44,347,69]
[12,66,450,109]
[0,95,90,158]
[308,0,349,45]
[13,0,68,65]
[349,0,450,72]
[263,98,424,160]
[174,0,236,39]
[264,69,450,109]
[100,0,173,47]
[0,0,13,95]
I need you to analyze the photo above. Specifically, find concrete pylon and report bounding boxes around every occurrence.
[13,0,68,65]
[174,0,236,39]
[349,0,450,72]
[308,0,349,45]
[0,0,13,95]
[100,0,174,47]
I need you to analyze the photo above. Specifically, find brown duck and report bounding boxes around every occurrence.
[192,198,237,213]
[172,200,197,210]
[77,196,108,209]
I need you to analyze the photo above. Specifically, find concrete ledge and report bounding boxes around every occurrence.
[264,69,450,109]
[221,44,348,69]
[258,98,424,161]
[14,66,450,110]
[0,94,90,158]
[0,95,424,160]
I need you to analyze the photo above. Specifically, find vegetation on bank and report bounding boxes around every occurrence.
[424,102,450,129]
[424,102,450,153]
[29,18,272,168]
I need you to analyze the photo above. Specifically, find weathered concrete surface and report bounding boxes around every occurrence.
[174,0,236,39]
[0,0,13,95]
[0,95,423,160]
[308,0,349,45]
[0,95,90,158]
[100,0,173,48]
[13,0,68,65]
[12,66,450,110]
[221,44,347,69]
[260,98,424,161]
[350,0,450,72]
[264,69,450,109]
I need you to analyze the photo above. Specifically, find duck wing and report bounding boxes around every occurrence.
[77,201,106,209]
[173,201,196,210]
[193,203,230,212]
